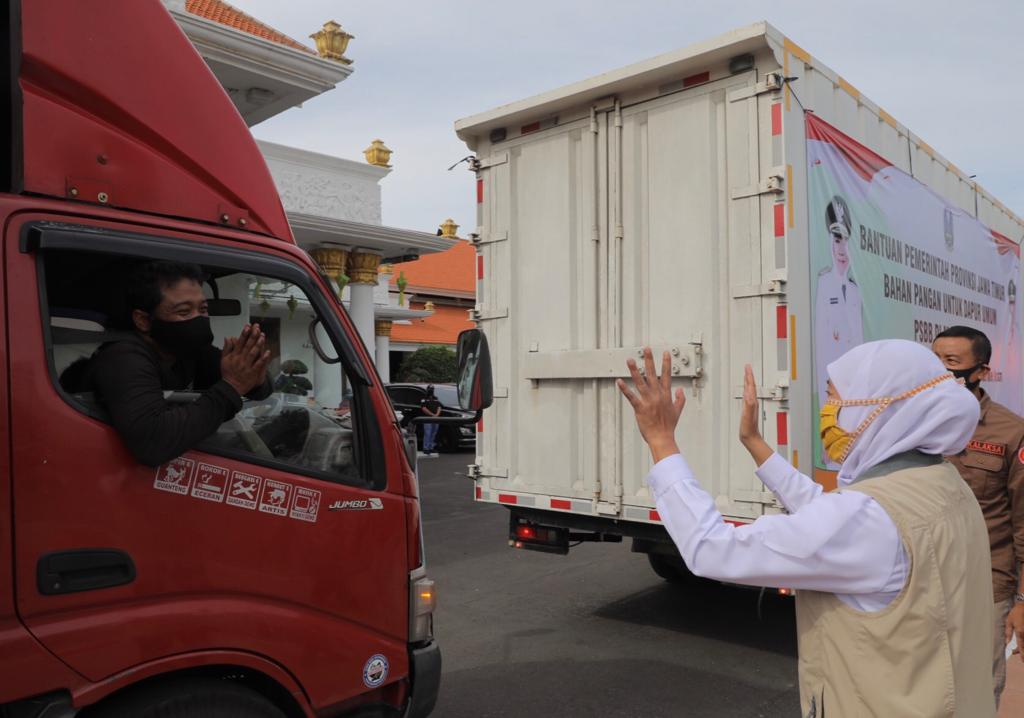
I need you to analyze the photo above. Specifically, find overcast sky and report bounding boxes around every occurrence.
[241,0,1023,238]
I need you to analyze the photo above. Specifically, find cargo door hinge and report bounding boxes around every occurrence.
[730,171,785,199]
[470,228,508,245]
[469,152,509,171]
[471,306,509,322]
[731,279,787,298]
[731,488,784,510]
[727,73,785,102]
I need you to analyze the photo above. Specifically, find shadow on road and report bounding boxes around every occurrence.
[594,579,798,658]
[436,656,797,718]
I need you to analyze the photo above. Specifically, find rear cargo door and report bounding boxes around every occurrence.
[614,73,772,520]
[476,114,606,506]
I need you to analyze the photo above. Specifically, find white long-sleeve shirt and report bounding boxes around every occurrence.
[648,452,909,612]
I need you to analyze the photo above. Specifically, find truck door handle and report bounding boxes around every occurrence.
[37,549,136,595]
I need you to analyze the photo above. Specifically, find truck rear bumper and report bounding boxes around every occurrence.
[404,641,441,718]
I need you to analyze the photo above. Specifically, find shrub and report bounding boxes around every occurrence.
[398,346,457,383]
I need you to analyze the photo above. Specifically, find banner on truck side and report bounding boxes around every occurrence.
[807,114,1022,470]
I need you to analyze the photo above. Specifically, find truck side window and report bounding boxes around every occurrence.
[41,249,366,486]
[198,272,362,483]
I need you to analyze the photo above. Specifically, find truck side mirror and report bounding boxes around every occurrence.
[456,329,493,411]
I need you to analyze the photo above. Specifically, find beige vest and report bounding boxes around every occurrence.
[795,455,994,717]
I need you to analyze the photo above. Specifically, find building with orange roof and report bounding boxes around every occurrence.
[387,239,476,375]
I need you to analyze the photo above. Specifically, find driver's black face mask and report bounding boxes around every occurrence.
[149,315,213,357]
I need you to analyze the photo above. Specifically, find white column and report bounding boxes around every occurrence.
[347,251,382,360]
[375,320,392,383]
[349,283,376,359]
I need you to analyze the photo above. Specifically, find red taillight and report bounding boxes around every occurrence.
[515,525,537,540]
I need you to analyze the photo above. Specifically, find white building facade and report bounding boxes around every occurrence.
[162,0,452,405]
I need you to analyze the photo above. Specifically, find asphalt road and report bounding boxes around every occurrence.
[417,451,801,718]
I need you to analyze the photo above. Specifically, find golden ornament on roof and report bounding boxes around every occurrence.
[439,218,459,239]
[364,139,392,168]
[310,21,354,64]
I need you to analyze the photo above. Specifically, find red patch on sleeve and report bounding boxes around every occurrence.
[968,440,1006,456]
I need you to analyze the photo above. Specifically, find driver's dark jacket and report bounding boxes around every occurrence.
[79,333,272,467]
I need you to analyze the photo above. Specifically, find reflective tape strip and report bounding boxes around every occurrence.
[777,305,789,372]
[837,76,859,100]
[475,486,482,500]
[777,412,789,446]
[774,203,785,238]
[476,178,483,204]
[683,71,710,88]
[790,315,798,380]
[550,498,571,510]
[771,103,782,136]
[498,494,517,505]
[477,419,484,433]
[786,165,794,228]
[649,510,661,521]
[477,255,484,280]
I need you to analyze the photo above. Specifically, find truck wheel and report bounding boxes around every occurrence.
[87,677,286,718]
[647,553,700,584]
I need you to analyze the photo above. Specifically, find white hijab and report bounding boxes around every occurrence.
[828,339,979,484]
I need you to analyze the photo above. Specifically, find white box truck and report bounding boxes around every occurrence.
[453,22,1024,579]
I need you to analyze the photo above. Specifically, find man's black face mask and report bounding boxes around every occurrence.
[149,315,213,357]
[950,364,983,391]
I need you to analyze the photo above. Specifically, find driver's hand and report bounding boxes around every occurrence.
[222,323,271,397]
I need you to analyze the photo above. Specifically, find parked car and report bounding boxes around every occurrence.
[386,383,477,452]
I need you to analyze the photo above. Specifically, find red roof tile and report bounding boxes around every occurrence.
[391,240,475,296]
[185,0,315,55]
[391,303,474,346]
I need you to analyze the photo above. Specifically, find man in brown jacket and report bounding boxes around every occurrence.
[934,325,1024,706]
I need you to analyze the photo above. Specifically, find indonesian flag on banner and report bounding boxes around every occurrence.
[806,113,892,183]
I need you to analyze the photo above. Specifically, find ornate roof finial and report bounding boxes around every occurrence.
[439,218,459,239]
[364,139,393,167]
[310,20,354,64]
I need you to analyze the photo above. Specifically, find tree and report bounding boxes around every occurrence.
[397,346,457,383]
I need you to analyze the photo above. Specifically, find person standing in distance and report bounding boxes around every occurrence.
[419,385,442,455]
[933,325,1024,707]
[814,195,863,468]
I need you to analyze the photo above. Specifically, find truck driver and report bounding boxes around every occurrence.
[81,260,273,467]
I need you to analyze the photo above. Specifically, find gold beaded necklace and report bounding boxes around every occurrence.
[824,373,954,462]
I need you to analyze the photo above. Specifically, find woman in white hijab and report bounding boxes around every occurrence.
[619,339,994,717]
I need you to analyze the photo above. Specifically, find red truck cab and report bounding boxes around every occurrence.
[0,2,440,716]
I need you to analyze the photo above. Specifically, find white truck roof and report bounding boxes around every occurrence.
[456,21,1022,231]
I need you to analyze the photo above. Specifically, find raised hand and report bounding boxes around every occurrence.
[221,324,271,397]
[739,364,773,466]
[616,347,685,463]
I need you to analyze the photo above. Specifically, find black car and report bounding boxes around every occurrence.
[385,383,476,452]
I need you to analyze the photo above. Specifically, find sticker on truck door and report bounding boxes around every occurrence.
[191,463,229,503]
[154,457,195,495]
[226,471,262,509]
[258,479,293,517]
[363,654,389,687]
[289,487,321,523]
